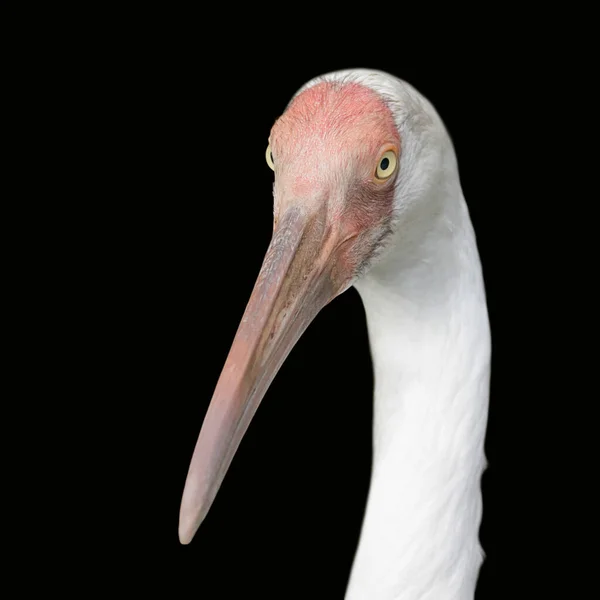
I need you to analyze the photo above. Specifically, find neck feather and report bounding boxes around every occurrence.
[346,185,491,600]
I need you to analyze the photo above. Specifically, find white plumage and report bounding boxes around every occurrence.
[326,70,491,599]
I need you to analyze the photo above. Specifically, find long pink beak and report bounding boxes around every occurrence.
[179,205,341,544]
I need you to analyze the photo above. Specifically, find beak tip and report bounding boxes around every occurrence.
[178,517,197,545]
[178,488,207,545]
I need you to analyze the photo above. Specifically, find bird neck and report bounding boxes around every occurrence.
[348,189,491,600]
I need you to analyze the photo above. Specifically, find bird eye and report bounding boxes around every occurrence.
[266,144,275,170]
[375,150,397,180]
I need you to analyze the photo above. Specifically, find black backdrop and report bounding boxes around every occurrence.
[86,25,535,600]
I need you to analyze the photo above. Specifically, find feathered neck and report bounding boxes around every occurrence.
[347,174,491,599]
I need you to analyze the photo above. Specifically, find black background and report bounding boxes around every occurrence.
[73,19,549,600]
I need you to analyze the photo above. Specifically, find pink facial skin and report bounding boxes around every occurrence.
[272,81,399,165]
[269,81,401,287]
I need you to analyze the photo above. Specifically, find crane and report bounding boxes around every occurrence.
[179,69,491,599]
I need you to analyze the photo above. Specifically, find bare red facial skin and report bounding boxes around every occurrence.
[270,81,400,288]
[273,82,399,161]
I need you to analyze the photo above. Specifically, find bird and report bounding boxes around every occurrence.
[178,69,491,599]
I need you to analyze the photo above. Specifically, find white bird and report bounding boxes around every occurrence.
[179,69,491,599]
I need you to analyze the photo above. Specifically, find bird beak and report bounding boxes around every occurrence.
[179,205,344,544]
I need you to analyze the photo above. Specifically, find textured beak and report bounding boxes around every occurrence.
[179,205,341,544]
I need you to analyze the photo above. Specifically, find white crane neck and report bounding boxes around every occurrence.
[347,187,491,600]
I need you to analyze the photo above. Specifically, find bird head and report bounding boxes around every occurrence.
[179,70,449,544]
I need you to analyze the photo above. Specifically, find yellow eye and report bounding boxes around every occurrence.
[375,150,397,180]
[266,144,275,170]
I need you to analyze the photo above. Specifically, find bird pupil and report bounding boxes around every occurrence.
[380,157,390,170]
